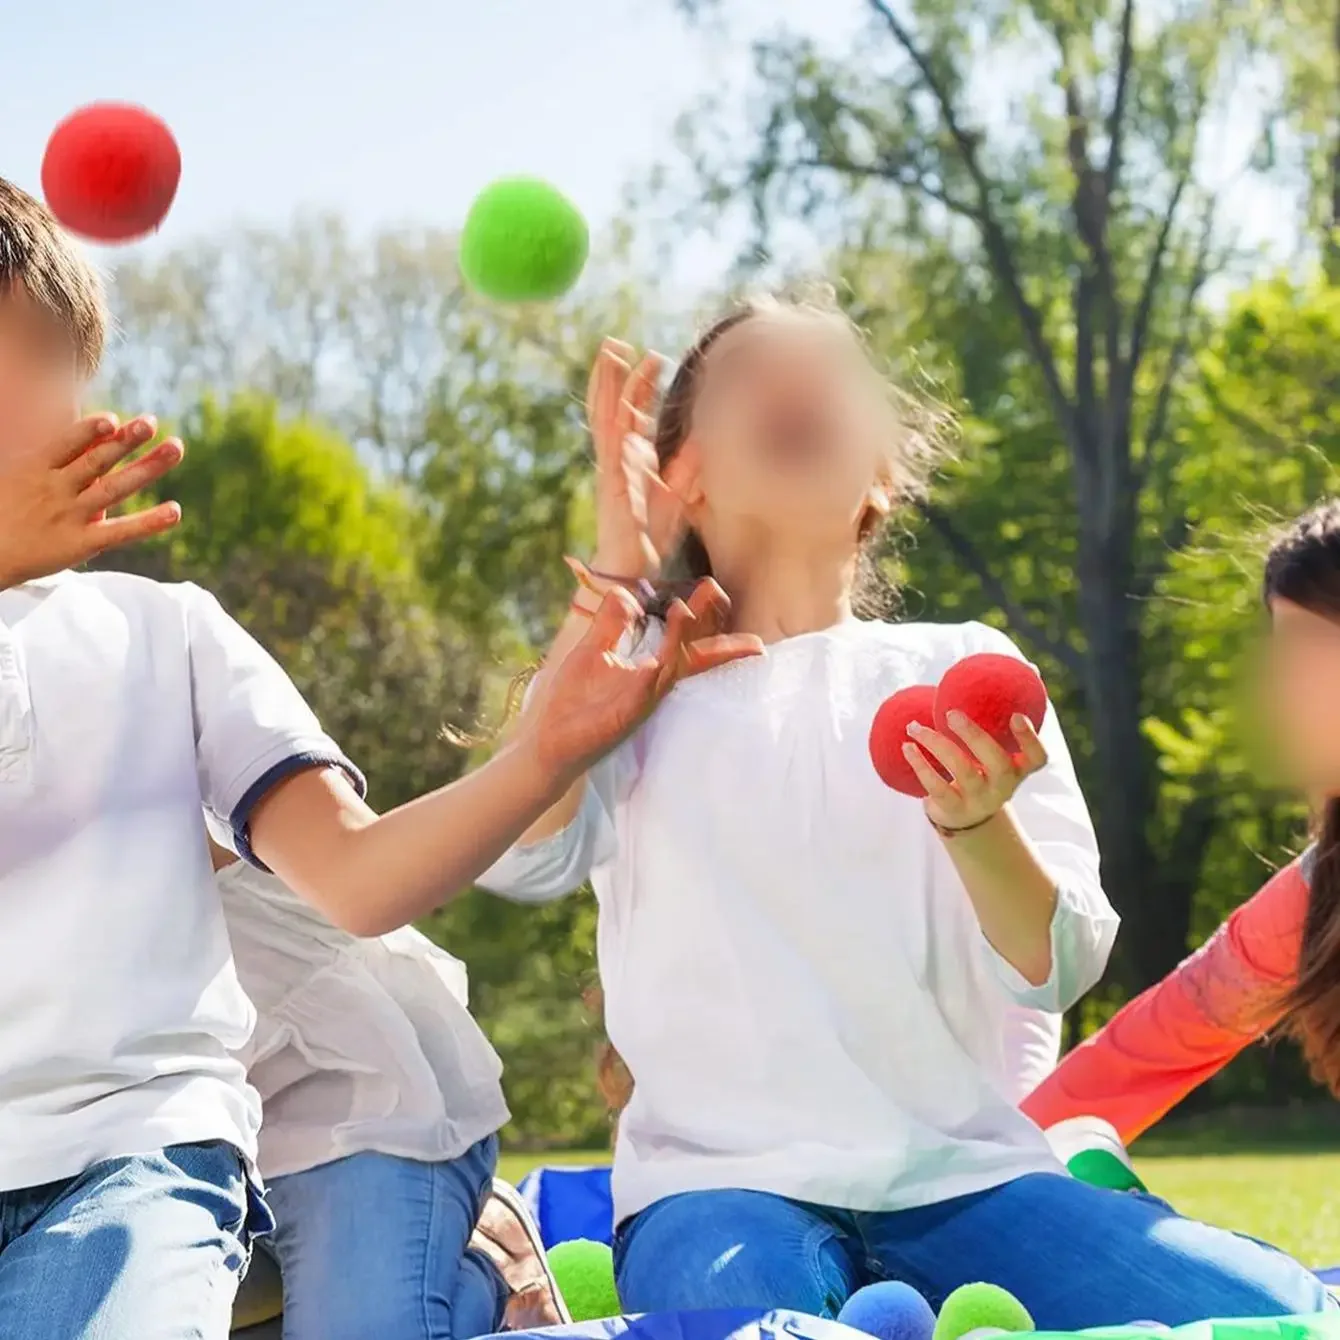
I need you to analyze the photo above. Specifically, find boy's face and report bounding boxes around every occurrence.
[0,286,83,462]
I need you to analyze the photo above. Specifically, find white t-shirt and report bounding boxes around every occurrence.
[481,618,1117,1224]
[0,570,362,1191]
[216,856,509,1180]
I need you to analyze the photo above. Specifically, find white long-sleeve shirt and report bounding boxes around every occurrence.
[480,617,1117,1225]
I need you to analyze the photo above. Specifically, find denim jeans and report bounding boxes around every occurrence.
[0,1141,264,1339]
[263,1136,507,1340]
[614,1173,1333,1329]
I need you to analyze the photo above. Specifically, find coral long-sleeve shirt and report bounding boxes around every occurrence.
[1021,851,1313,1144]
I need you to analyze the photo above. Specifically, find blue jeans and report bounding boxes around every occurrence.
[0,1141,265,1339]
[614,1174,1333,1329]
[263,1136,507,1340]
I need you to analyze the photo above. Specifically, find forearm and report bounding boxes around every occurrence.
[251,731,573,936]
[943,806,1058,987]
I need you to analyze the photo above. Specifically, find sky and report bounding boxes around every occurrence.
[1,0,1293,303]
[1,0,863,293]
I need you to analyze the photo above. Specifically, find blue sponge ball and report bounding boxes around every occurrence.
[839,1282,937,1340]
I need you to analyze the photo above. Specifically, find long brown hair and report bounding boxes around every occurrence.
[646,287,953,619]
[1264,498,1340,1094]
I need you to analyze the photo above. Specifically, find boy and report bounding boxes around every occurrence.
[0,177,755,1338]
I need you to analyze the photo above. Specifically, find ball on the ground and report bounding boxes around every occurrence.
[869,685,949,797]
[458,176,589,303]
[933,654,1047,753]
[932,1283,1034,1340]
[41,103,180,243]
[547,1237,620,1322]
[839,1281,936,1340]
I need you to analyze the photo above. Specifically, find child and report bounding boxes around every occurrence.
[1023,500,1340,1142]
[479,296,1332,1328]
[210,831,564,1340]
[0,177,758,1340]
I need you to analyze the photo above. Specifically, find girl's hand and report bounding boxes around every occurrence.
[587,338,682,581]
[529,578,762,780]
[902,711,1048,833]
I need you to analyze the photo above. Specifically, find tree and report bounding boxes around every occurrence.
[669,0,1292,986]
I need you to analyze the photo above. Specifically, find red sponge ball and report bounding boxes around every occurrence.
[933,653,1047,751]
[869,685,950,798]
[42,103,180,244]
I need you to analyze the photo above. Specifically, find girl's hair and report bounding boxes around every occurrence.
[647,286,953,619]
[1263,498,1340,1094]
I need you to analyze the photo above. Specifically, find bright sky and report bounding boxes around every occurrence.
[2,0,1291,301]
[1,0,864,294]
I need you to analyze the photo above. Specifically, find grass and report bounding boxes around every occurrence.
[499,1109,1340,1268]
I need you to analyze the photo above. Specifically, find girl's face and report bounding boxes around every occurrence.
[0,288,82,461]
[1264,597,1340,797]
[680,311,893,542]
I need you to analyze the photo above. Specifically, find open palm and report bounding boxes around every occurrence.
[587,339,682,580]
[533,579,761,778]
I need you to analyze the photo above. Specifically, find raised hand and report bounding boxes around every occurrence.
[0,414,183,589]
[902,711,1048,833]
[531,577,762,779]
[587,338,682,580]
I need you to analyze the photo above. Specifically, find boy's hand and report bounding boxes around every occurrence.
[529,578,763,781]
[0,414,184,590]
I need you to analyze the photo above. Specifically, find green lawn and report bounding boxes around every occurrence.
[500,1113,1340,1268]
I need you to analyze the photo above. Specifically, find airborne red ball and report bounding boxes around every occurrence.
[41,103,180,244]
[933,652,1047,752]
[868,684,951,798]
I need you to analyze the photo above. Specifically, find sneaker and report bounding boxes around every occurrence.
[470,1178,571,1330]
[1044,1115,1148,1193]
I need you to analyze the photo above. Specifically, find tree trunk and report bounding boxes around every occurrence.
[1327,0,1340,283]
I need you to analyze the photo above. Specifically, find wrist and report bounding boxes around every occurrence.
[930,806,1011,843]
[508,716,582,806]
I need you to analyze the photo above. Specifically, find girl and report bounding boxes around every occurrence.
[1024,500,1340,1144]
[479,292,1331,1328]
[209,828,566,1340]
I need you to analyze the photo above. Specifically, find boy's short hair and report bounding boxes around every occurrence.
[0,177,108,375]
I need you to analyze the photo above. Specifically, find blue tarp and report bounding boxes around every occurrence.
[518,1165,615,1248]
[478,1307,873,1340]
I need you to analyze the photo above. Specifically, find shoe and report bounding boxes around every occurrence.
[470,1178,571,1330]
[1044,1115,1148,1193]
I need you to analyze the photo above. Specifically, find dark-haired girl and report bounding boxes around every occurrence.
[480,294,1330,1327]
[1026,500,1340,1143]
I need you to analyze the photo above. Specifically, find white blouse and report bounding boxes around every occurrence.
[217,859,509,1181]
[480,618,1117,1225]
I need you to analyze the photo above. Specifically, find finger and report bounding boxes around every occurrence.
[588,342,633,465]
[82,438,184,514]
[48,413,121,466]
[1011,715,1048,774]
[64,416,159,490]
[903,742,959,805]
[681,632,765,677]
[84,502,182,555]
[618,353,662,435]
[906,723,985,789]
[683,577,730,638]
[942,710,1015,779]
[652,598,693,695]
[584,586,644,654]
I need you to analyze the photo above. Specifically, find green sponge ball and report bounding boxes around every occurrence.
[547,1237,620,1322]
[458,176,589,303]
[932,1282,1034,1340]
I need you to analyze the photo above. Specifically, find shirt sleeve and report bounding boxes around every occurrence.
[1020,853,1307,1142]
[960,622,1120,1012]
[179,583,366,869]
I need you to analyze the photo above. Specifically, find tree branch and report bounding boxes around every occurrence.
[1103,0,1137,198]
[787,154,981,220]
[915,501,1085,676]
[862,0,1082,455]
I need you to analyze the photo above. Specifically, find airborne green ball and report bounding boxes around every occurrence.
[458,176,590,303]
[547,1237,620,1322]
[932,1283,1035,1340]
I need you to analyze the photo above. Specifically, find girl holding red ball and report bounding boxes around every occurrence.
[479,290,1329,1327]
